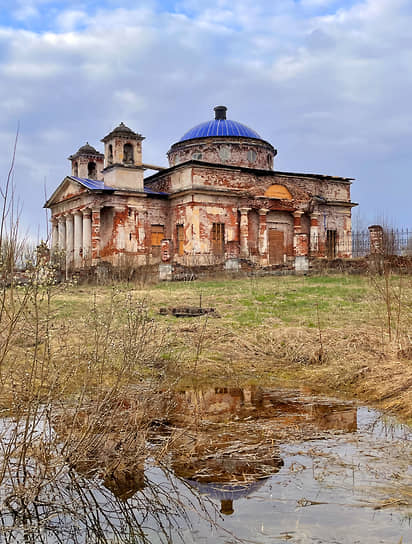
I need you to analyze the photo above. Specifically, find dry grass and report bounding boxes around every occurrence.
[3,273,412,421]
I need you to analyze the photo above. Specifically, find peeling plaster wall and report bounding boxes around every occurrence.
[145,161,355,262]
[99,200,169,265]
[317,205,352,258]
[169,194,239,264]
[274,174,351,202]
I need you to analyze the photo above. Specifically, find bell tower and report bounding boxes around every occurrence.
[101,122,145,191]
[68,143,104,180]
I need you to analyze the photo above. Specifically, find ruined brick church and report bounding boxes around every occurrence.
[45,106,356,274]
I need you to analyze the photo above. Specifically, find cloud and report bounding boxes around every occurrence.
[0,0,411,236]
[56,10,88,32]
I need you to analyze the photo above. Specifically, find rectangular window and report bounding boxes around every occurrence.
[211,223,225,255]
[176,224,184,256]
[151,225,165,247]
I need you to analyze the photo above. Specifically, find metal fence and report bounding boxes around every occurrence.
[352,229,412,258]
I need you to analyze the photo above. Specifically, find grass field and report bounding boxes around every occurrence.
[2,273,411,422]
[39,273,412,421]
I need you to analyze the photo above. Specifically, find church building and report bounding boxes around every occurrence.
[45,106,356,274]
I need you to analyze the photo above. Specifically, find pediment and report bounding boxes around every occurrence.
[45,177,86,207]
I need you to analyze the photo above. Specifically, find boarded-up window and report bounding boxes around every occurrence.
[151,225,164,247]
[177,224,184,256]
[326,230,337,259]
[211,223,225,255]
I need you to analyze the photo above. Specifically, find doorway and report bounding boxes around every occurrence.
[268,230,284,265]
[326,230,337,259]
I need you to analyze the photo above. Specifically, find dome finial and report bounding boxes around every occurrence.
[214,106,227,120]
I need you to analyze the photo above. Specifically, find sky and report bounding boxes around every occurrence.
[0,0,411,240]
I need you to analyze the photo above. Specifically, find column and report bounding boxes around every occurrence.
[293,210,307,255]
[239,207,251,258]
[258,208,269,261]
[74,211,83,268]
[82,209,92,265]
[309,212,319,256]
[293,210,308,271]
[65,213,74,271]
[293,210,303,235]
[343,214,352,258]
[91,206,101,265]
[51,218,58,254]
[58,216,66,251]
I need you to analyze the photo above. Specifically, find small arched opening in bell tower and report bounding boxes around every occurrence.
[108,144,113,165]
[123,143,134,164]
[73,162,78,177]
[88,161,97,179]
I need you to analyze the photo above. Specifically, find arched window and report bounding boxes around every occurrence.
[73,162,78,177]
[247,149,257,163]
[88,161,97,179]
[123,143,134,164]
[108,144,113,164]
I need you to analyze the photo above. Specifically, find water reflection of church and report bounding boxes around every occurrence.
[168,387,357,516]
[68,386,357,513]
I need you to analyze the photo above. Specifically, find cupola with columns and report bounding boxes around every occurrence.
[101,122,145,191]
[68,143,104,180]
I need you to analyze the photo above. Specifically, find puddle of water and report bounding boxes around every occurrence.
[0,387,410,543]
[157,387,412,544]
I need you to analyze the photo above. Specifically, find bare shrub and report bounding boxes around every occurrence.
[0,139,220,543]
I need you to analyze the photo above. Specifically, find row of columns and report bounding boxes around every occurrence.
[51,207,101,268]
[238,208,321,261]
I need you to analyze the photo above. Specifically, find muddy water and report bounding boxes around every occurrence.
[0,387,410,543]
[152,387,412,544]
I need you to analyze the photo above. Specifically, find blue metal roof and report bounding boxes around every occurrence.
[71,176,168,196]
[71,176,115,191]
[179,119,262,142]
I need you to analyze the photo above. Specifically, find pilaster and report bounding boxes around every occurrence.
[309,212,320,256]
[293,210,308,271]
[73,211,83,268]
[65,213,74,272]
[239,207,251,258]
[91,206,101,265]
[258,208,269,262]
[82,209,92,265]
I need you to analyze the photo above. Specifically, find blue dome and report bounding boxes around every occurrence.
[179,118,262,142]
